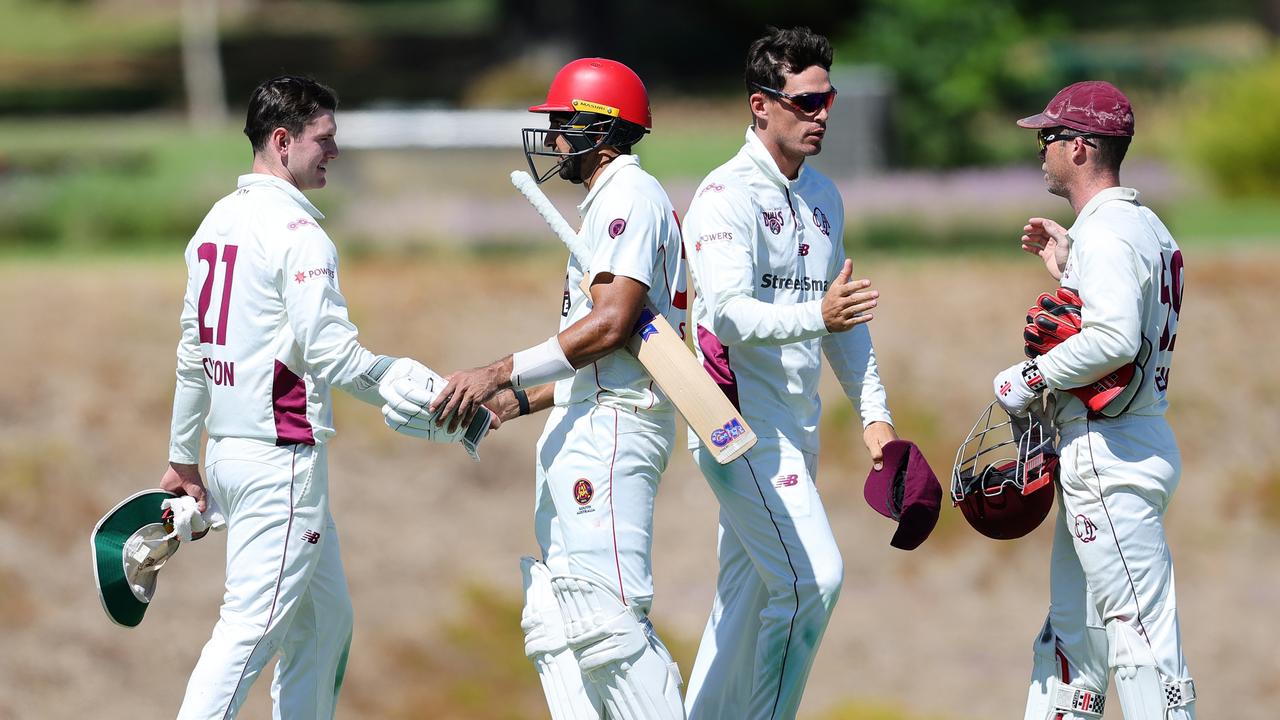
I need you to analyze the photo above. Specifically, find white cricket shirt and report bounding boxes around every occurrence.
[555,154,685,416]
[168,174,382,463]
[682,128,892,454]
[1040,186,1183,425]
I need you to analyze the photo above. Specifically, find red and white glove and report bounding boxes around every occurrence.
[1018,287,1149,418]
[1024,288,1083,358]
[994,360,1048,417]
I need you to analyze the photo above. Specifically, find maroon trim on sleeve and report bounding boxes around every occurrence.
[272,360,315,445]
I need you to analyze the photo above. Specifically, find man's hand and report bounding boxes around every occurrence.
[429,361,510,434]
[862,421,898,472]
[159,462,207,512]
[1021,217,1071,279]
[822,259,879,333]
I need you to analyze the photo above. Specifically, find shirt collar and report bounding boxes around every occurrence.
[1075,186,1139,221]
[237,173,325,220]
[578,154,641,214]
[743,126,804,189]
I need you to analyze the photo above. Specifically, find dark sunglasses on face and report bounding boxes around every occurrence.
[751,82,838,114]
[1038,129,1098,152]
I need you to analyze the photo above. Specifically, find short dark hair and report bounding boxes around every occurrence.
[244,75,338,153]
[1093,135,1131,173]
[745,26,833,94]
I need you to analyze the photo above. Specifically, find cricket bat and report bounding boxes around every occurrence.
[510,170,756,464]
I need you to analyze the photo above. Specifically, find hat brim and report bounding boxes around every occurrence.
[864,441,912,520]
[91,489,175,628]
[1016,112,1059,129]
[528,102,573,114]
[1018,113,1130,136]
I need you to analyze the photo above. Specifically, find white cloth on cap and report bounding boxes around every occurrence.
[161,496,227,542]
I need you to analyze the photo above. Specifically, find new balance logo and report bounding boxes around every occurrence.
[774,474,799,488]
[301,530,321,544]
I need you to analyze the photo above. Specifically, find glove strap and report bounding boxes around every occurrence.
[1054,685,1105,716]
[362,355,397,383]
[1021,360,1048,392]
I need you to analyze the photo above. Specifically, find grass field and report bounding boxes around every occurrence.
[1,248,1276,719]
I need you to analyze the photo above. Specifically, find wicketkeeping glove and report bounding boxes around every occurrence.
[993,360,1047,417]
[1017,287,1151,418]
[1024,287,1083,358]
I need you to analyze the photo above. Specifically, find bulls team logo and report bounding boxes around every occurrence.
[1073,514,1097,543]
[761,210,784,235]
[608,218,626,238]
[812,207,830,236]
[573,478,594,505]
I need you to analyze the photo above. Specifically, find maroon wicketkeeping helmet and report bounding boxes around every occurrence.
[951,401,1058,540]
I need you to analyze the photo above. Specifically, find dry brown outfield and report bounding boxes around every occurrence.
[0,250,1275,719]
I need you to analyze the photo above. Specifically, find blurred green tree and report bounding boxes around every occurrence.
[1185,52,1280,197]
[841,0,1045,168]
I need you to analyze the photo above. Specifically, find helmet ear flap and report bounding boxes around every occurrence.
[603,118,648,149]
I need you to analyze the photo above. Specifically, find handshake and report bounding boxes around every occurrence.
[361,356,495,460]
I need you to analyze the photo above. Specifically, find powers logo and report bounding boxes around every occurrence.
[573,478,594,506]
[287,217,320,231]
[293,266,335,284]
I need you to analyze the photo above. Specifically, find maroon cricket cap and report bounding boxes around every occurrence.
[1017,81,1134,136]
[863,440,942,551]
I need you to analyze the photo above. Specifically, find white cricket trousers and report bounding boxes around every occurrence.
[685,437,843,720]
[178,438,353,720]
[534,402,675,610]
[1029,414,1193,718]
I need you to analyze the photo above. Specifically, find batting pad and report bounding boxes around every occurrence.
[91,489,180,627]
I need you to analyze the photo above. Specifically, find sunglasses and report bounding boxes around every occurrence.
[752,83,837,114]
[1037,129,1098,152]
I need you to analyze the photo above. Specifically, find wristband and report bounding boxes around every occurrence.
[513,388,530,416]
[510,335,574,389]
[1021,360,1048,393]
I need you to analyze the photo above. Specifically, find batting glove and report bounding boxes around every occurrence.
[993,360,1048,417]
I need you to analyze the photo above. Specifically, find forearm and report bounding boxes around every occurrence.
[169,373,208,464]
[524,384,555,413]
[1037,328,1139,389]
[823,327,892,425]
[712,295,828,346]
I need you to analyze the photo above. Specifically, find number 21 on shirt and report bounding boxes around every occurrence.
[197,242,238,346]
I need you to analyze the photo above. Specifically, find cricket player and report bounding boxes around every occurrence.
[994,81,1195,719]
[160,75,467,719]
[680,27,897,720]
[429,58,686,718]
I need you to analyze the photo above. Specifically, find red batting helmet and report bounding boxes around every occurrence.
[951,402,1058,540]
[523,58,652,184]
